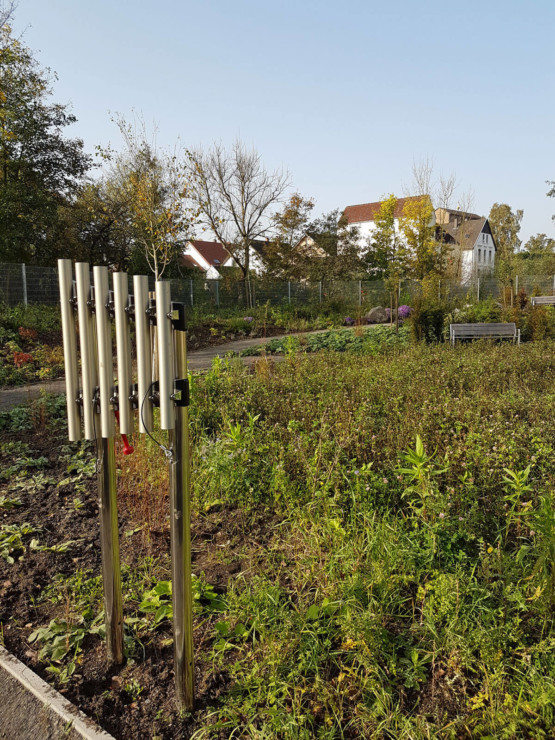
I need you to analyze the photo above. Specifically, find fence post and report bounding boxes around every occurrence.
[189,278,194,308]
[21,263,28,306]
[288,281,291,305]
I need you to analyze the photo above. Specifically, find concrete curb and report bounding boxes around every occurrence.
[0,645,115,740]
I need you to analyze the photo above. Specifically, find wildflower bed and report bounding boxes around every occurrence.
[1,340,555,738]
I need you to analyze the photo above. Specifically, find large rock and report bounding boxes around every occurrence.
[365,306,388,324]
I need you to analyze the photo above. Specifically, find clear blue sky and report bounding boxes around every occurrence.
[12,0,555,243]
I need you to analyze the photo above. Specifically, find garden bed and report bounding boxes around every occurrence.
[2,341,555,738]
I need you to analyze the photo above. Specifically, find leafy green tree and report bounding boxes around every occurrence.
[513,233,555,276]
[524,233,555,255]
[363,194,397,278]
[54,180,134,270]
[365,195,411,328]
[488,203,523,281]
[0,24,91,263]
[263,193,315,279]
[305,209,362,282]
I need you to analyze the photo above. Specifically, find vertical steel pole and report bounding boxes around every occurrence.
[21,264,28,306]
[477,277,480,302]
[515,275,519,297]
[288,281,291,305]
[319,281,322,303]
[92,266,123,665]
[169,309,194,712]
[215,279,220,308]
[97,434,124,665]
[358,280,362,306]
[190,278,194,308]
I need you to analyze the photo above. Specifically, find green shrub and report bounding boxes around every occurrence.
[410,303,446,343]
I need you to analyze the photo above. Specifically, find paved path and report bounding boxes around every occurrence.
[0,328,345,411]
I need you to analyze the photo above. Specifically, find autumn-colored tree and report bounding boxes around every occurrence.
[105,116,198,280]
[400,195,447,279]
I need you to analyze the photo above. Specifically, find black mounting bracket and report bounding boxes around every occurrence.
[170,302,187,331]
[173,378,189,407]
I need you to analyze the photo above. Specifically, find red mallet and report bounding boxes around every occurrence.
[114,410,134,455]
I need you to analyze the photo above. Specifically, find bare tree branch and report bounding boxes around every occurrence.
[186,140,289,295]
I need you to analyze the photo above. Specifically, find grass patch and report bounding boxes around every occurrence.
[182,340,555,737]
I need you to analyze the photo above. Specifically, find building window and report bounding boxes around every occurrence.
[489,251,492,264]
[478,248,481,262]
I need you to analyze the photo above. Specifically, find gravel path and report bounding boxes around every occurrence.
[0,329,346,411]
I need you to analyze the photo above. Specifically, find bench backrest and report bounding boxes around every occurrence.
[531,296,555,306]
[450,322,517,337]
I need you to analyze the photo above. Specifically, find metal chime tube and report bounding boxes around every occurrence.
[169,310,194,712]
[133,275,152,434]
[113,272,133,435]
[93,267,115,439]
[58,259,81,442]
[155,280,175,431]
[75,263,97,440]
[92,265,123,664]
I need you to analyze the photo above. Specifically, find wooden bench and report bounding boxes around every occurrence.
[450,322,520,346]
[530,296,555,307]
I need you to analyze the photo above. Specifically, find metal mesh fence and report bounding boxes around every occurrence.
[1,263,554,311]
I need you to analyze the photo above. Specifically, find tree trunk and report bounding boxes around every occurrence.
[389,292,393,327]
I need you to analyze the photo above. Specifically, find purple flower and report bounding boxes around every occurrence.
[398,305,412,319]
[344,316,355,326]
[243,316,254,322]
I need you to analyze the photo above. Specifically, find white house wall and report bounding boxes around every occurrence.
[353,219,403,248]
[461,234,496,283]
[474,232,495,272]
